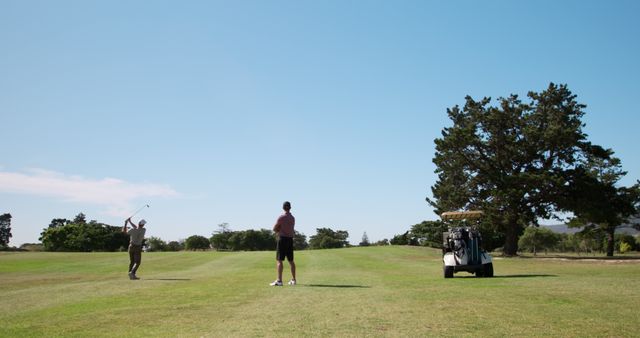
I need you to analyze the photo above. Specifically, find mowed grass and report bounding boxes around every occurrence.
[1,247,639,337]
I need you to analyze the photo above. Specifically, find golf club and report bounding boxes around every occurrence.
[127,204,150,220]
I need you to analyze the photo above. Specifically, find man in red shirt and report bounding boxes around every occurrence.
[270,201,296,286]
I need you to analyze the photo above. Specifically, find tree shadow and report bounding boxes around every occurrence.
[303,284,370,288]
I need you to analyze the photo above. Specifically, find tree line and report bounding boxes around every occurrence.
[5,210,638,254]
[28,215,360,252]
[517,226,639,255]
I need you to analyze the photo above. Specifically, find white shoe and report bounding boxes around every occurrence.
[288,279,296,286]
[270,280,283,286]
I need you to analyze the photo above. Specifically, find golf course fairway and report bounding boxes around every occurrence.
[1,246,639,337]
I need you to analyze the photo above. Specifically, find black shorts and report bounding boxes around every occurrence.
[276,236,294,261]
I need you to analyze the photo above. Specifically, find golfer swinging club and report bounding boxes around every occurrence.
[123,217,146,280]
[270,201,296,286]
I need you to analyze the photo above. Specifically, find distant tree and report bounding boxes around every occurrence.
[309,228,349,249]
[257,229,277,250]
[39,216,127,252]
[374,239,389,246]
[185,235,210,250]
[293,231,308,250]
[563,153,640,256]
[359,232,370,247]
[40,225,68,251]
[146,236,167,252]
[227,229,275,251]
[210,223,234,251]
[390,231,410,245]
[428,83,614,256]
[556,232,606,254]
[409,221,445,248]
[217,222,231,233]
[101,225,130,251]
[226,232,243,251]
[166,240,184,251]
[0,213,12,247]
[73,213,87,224]
[554,233,573,252]
[19,243,43,251]
[48,218,70,228]
[212,227,307,252]
[572,228,606,254]
[43,223,92,251]
[210,232,233,251]
[518,227,560,255]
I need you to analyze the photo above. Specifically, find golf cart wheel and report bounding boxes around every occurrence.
[483,263,494,277]
[444,265,454,278]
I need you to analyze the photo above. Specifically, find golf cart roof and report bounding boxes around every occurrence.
[441,210,484,220]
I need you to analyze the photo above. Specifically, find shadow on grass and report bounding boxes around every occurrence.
[510,255,640,260]
[145,278,192,281]
[303,284,370,288]
[494,274,557,278]
[452,274,557,279]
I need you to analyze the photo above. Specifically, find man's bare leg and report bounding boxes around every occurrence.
[277,260,283,281]
[289,260,296,281]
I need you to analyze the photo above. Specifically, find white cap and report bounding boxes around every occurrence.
[139,219,147,226]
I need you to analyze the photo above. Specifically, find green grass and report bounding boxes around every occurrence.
[1,247,639,337]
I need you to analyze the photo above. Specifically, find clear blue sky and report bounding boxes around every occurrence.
[2,0,639,246]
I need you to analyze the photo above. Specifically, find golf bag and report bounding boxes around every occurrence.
[443,227,484,266]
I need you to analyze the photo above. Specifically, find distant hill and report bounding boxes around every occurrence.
[541,224,581,234]
[542,221,639,236]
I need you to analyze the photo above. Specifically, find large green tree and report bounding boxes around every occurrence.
[428,83,611,256]
[40,216,128,252]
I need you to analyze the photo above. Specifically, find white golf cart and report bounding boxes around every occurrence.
[441,211,494,278]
